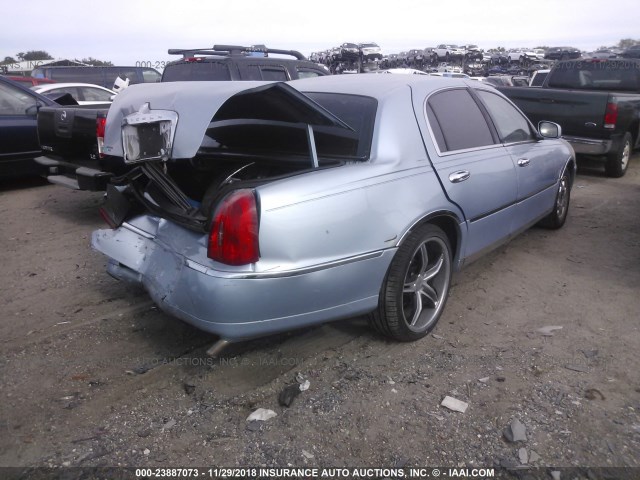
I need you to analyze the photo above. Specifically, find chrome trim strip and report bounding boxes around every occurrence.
[122,222,155,239]
[562,136,609,146]
[434,143,504,157]
[185,250,388,279]
[562,136,612,155]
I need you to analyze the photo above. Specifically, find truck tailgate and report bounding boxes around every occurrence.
[498,87,611,139]
[37,105,108,161]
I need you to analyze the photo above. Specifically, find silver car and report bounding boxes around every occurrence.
[93,75,574,351]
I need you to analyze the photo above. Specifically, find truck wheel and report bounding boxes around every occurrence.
[538,166,571,229]
[605,132,632,178]
[369,224,452,341]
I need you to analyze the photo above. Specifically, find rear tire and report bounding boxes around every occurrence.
[605,132,632,178]
[370,224,452,341]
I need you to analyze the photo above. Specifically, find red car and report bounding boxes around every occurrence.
[5,76,56,86]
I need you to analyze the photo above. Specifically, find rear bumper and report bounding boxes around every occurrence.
[92,220,395,340]
[35,155,113,190]
[562,136,614,156]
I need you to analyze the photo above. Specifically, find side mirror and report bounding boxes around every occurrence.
[538,121,562,139]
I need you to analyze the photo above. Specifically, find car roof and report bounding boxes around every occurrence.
[290,73,478,100]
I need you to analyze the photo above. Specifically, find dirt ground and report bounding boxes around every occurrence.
[1,154,639,477]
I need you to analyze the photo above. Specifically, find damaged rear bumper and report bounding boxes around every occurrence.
[92,218,394,340]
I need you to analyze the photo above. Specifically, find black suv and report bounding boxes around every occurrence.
[620,44,640,59]
[162,44,329,82]
[544,46,581,60]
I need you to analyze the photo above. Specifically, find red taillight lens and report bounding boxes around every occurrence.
[604,101,618,129]
[207,189,259,266]
[96,116,107,158]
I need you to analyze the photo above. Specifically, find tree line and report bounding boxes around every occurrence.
[1,50,113,66]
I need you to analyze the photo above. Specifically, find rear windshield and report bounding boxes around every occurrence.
[162,62,232,81]
[547,61,640,91]
[200,93,377,162]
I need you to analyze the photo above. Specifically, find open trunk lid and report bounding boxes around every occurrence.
[101,82,365,232]
[103,81,353,161]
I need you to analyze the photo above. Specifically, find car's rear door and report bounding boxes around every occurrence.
[422,87,517,261]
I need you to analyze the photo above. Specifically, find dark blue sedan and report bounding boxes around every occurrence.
[0,76,58,178]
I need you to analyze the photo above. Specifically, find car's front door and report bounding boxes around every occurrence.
[0,81,40,161]
[474,89,560,228]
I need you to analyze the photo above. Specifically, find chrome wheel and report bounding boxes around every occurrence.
[370,224,453,341]
[401,236,451,333]
[606,132,632,178]
[539,166,571,229]
[621,138,631,171]
[554,174,569,220]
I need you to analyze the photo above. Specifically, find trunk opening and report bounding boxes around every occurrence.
[113,156,343,232]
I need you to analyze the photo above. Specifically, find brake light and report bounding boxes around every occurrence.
[604,101,618,129]
[96,116,106,158]
[207,189,259,265]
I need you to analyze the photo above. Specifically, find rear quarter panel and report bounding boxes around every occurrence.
[255,90,463,273]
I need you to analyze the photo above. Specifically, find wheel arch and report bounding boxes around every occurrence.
[627,119,640,148]
[566,155,577,187]
[396,211,462,269]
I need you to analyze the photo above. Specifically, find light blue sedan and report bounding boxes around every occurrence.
[92,75,574,354]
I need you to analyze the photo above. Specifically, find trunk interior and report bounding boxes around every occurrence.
[115,156,342,232]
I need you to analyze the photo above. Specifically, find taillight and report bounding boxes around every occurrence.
[207,189,259,266]
[96,116,107,158]
[604,101,618,129]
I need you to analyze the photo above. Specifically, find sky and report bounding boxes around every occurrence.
[2,0,638,68]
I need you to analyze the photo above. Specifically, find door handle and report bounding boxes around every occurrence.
[449,170,470,183]
[517,158,530,167]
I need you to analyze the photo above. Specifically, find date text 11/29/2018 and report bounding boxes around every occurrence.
[134,467,496,478]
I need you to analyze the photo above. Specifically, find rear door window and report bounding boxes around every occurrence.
[426,88,495,152]
[46,86,80,101]
[162,62,233,81]
[244,65,290,81]
[117,69,139,84]
[141,68,162,82]
[80,87,113,102]
[297,68,325,79]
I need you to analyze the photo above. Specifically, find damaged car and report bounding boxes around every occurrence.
[93,75,575,353]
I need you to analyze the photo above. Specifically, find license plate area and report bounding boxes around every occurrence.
[122,105,178,164]
[123,121,171,162]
